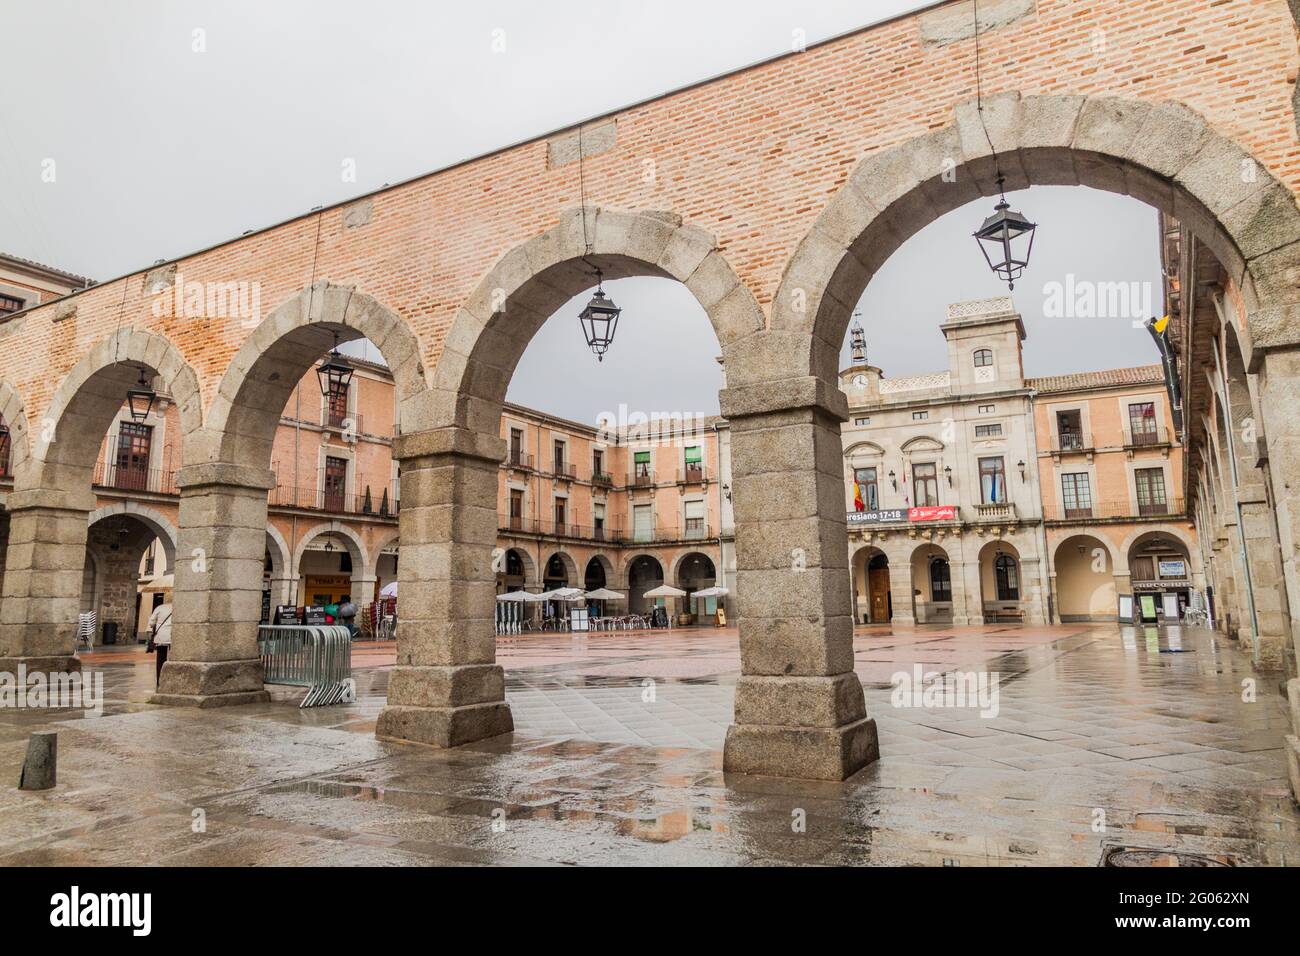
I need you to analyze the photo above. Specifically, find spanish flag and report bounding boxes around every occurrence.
[853,479,865,512]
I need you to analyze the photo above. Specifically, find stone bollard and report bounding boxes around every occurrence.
[18,732,57,791]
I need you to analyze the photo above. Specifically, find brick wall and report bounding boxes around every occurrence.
[0,0,1294,434]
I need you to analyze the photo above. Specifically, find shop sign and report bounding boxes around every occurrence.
[908,505,957,522]
[847,509,907,525]
[1158,559,1187,578]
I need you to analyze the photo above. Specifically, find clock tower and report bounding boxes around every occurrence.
[839,314,882,398]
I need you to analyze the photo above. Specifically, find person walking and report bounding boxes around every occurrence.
[147,601,173,688]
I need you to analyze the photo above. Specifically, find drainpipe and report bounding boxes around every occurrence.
[1210,306,1260,661]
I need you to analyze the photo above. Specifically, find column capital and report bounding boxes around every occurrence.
[393,425,505,466]
[175,462,275,492]
[2,487,95,513]
[719,375,849,424]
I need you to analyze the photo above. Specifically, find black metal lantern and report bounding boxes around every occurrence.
[578,271,621,362]
[316,333,354,396]
[974,179,1037,290]
[126,367,156,423]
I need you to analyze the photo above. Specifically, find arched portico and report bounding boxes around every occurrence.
[156,284,424,708]
[1,329,202,676]
[377,206,877,781]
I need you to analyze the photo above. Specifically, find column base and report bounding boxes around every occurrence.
[723,717,879,781]
[0,655,82,677]
[376,701,514,747]
[1254,634,1285,670]
[149,659,270,708]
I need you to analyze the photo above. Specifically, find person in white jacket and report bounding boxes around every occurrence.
[147,601,173,687]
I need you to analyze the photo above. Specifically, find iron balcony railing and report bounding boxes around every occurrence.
[629,469,655,489]
[1126,424,1169,447]
[1053,431,1093,453]
[678,464,707,484]
[1047,497,1185,521]
[270,481,400,517]
[506,450,534,470]
[320,408,365,435]
[93,460,178,495]
[592,471,615,488]
[498,514,710,544]
[497,514,628,543]
[552,461,576,480]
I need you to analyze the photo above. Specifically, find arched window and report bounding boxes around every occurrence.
[929,558,952,602]
[973,348,993,368]
[995,554,1019,601]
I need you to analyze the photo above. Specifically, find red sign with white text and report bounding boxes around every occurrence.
[908,505,956,522]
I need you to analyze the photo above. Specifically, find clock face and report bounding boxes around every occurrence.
[852,374,868,387]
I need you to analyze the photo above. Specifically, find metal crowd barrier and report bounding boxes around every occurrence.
[257,625,354,708]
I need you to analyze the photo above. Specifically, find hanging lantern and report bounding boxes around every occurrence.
[126,367,157,423]
[974,181,1037,290]
[316,333,355,396]
[577,271,621,362]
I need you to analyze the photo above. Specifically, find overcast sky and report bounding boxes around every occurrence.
[1,0,1162,423]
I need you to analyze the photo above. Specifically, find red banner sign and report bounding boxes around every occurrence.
[908,505,956,522]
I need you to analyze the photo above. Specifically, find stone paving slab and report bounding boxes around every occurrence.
[0,623,1296,865]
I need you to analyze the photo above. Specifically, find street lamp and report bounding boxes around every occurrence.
[974,178,1037,291]
[578,270,621,362]
[316,333,355,396]
[944,465,953,487]
[126,367,156,423]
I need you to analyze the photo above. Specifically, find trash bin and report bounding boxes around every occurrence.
[101,621,118,645]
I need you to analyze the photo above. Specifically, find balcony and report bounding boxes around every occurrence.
[629,470,655,490]
[1125,424,1170,449]
[592,471,615,489]
[505,450,534,471]
[93,460,177,496]
[972,501,1016,522]
[1052,432,1093,454]
[497,513,627,543]
[1046,497,1185,522]
[269,482,400,518]
[678,464,707,485]
[552,461,576,481]
[321,408,364,437]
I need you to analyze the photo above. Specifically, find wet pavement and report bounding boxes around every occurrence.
[0,623,1296,866]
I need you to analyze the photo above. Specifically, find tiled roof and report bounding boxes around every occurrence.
[1027,364,1164,394]
[0,251,93,287]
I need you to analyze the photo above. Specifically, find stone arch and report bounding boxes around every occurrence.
[430,206,766,434]
[770,93,1300,386]
[499,546,537,588]
[291,520,370,579]
[87,502,179,574]
[1053,533,1118,623]
[671,550,717,589]
[206,282,428,468]
[1119,526,1198,573]
[265,524,291,580]
[26,327,202,491]
[0,379,31,480]
[540,549,578,585]
[583,553,615,590]
[620,551,664,587]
